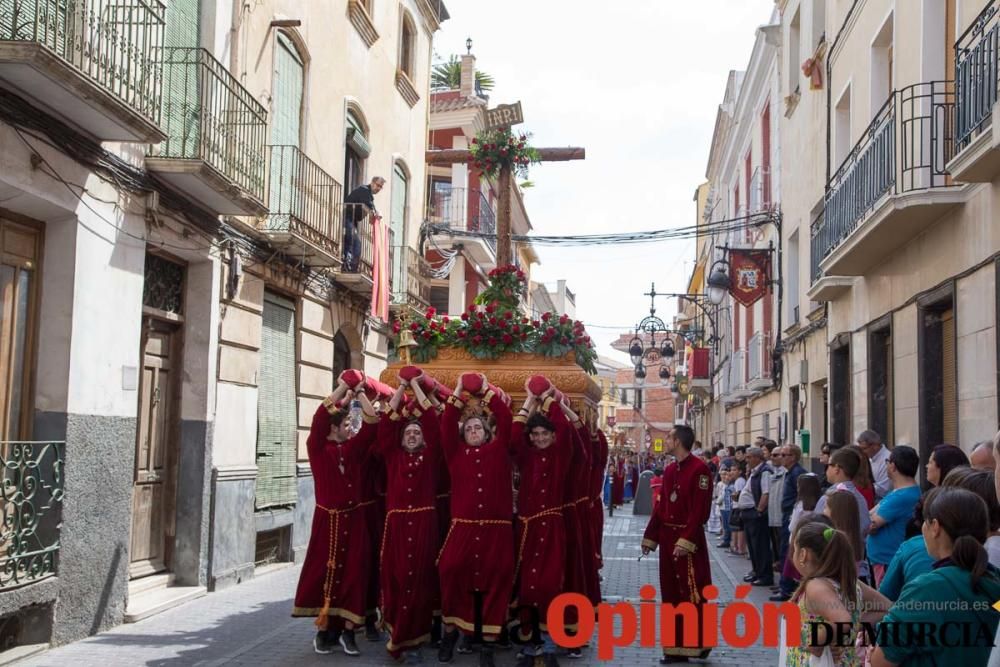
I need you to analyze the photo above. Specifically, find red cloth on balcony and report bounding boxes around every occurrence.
[371,215,390,321]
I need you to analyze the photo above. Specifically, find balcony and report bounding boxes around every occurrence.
[146,47,267,216]
[426,186,497,267]
[1,441,65,590]
[391,245,431,311]
[808,209,854,302]
[260,145,342,267]
[746,332,772,392]
[0,0,165,142]
[811,82,965,280]
[724,349,751,402]
[951,1,1000,182]
[336,204,397,295]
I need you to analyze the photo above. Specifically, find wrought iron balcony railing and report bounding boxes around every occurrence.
[264,145,342,257]
[956,1,1000,151]
[812,81,956,278]
[747,331,772,385]
[425,185,497,253]
[391,245,431,307]
[1,441,64,590]
[0,0,165,125]
[158,47,267,202]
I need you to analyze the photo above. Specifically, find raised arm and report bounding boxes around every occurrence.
[307,380,350,459]
[440,378,465,461]
[483,376,512,448]
[509,383,539,458]
[388,381,407,414]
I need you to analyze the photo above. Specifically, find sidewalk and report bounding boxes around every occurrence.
[21,504,778,666]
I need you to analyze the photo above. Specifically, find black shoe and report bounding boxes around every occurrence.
[365,618,382,642]
[456,633,474,654]
[716,542,730,548]
[479,646,495,667]
[659,656,688,664]
[698,648,712,660]
[742,573,756,582]
[438,630,458,663]
[567,648,583,659]
[431,617,442,648]
[769,593,791,602]
[339,631,361,656]
[314,631,337,654]
[751,578,775,587]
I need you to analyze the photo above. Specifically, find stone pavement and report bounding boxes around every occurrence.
[23,504,779,666]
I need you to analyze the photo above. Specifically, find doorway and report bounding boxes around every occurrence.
[130,317,181,578]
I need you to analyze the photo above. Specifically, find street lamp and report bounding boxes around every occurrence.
[628,336,644,366]
[634,362,647,385]
[466,37,473,54]
[706,259,731,306]
[658,365,671,385]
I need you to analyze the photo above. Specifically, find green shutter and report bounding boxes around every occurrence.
[161,0,201,159]
[255,292,298,509]
[269,34,304,218]
[390,165,407,299]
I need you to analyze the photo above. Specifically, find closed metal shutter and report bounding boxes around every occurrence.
[941,308,958,445]
[255,292,298,509]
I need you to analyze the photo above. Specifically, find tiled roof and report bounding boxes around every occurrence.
[429,96,487,113]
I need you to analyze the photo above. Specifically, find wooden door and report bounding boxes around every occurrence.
[130,319,179,578]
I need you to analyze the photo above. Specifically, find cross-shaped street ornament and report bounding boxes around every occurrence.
[425,103,585,267]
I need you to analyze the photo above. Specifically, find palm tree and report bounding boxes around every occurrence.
[431,55,495,93]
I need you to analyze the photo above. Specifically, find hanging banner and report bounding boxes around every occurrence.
[728,248,772,307]
[370,216,391,321]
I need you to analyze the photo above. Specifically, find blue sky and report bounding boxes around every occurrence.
[432,0,776,364]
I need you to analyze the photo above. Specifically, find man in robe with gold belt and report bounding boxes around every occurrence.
[374,375,443,663]
[641,424,713,664]
[437,373,514,667]
[293,378,378,657]
[509,382,580,667]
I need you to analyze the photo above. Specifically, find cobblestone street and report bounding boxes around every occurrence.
[23,505,778,666]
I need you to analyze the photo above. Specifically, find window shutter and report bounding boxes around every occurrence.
[941,309,958,445]
[256,292,298,509]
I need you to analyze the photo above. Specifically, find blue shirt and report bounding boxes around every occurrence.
[878,534,935,601]
[866,484,921,566]
[781,463,807,513]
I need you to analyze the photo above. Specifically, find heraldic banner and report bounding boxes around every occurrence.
[728,248,771,307]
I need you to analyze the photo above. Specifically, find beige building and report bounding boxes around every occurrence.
[801,0,999,468]
[595,355,628,433]
[695,12,783,448]
[0,0,447,652]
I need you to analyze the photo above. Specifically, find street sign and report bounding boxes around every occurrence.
[654,438,663,452]
[485,101,524,129]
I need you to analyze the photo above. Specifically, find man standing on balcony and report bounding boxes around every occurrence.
[344,176,385,272]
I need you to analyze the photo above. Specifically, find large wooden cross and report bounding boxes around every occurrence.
[425,146,585,267]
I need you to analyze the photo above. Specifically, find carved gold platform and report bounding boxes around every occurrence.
[379,347,601,419]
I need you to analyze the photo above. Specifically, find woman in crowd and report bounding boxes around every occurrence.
[846,444,876,509]
[775,473,823,601]
[729,467,747,556]
[870,487,1000,667]
[926,443,971,487]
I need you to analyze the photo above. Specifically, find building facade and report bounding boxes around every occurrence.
[0,0,445,653]
[693,13,783,449]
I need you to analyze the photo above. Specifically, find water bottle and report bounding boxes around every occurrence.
[348,398,363,433]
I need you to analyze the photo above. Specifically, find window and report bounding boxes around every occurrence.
[0,218,41,440]
[389,162,408,294]
[788,8,801,95]
[345,109,369,193]
[831,341,851,446]
[429,285,449,314]
[761,103,772,207]
[834,85,851,168]
[333,331,351,380]
[399,12,416,79]
[810,0,826,51]
[787,230,800,323]
[870,13,893,117]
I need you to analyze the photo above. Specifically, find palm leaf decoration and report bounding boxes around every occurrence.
[431,55,495,92]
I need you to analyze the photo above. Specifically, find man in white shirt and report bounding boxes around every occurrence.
[741,447,773,586]
[857,429,891,500]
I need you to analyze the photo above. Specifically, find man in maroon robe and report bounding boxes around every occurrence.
[293,379,378,656]
[437,374,513,667]
[641,424,713,664]
[375,376,443,661]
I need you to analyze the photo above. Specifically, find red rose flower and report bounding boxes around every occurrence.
[486,303,496,314]
[532,320,540,328]
[520,333,528,341]
[410,322,419,331]
[461,312,469,321]
[423,331,433,340]
[471,138,478,144]
[512,325,520,334]
[457,330,467,339]
[559,315,569,325]
[426,307,436,318]
[522,317,529,324]
[472,335,482,344]
[429,322,438,331]
[488,317,497,325]
[546,327,556,336]
[442,316,450,324]
[560,336,569,345]
[504,311,514,320]
[583,336,591,343]
[541,312,551,322]
[488,337,497,346]
[473,320,483,330]
[502,334,513,344]
[392,323,401,334]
